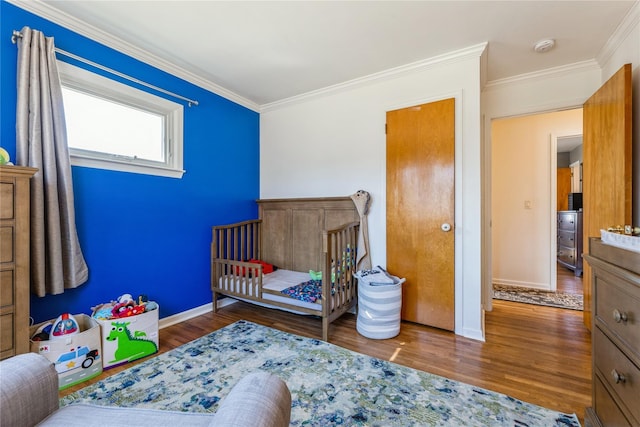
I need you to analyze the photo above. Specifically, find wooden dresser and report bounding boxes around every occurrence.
[558,210,583,276]
[584,237,640,427]
[0,165,36,360]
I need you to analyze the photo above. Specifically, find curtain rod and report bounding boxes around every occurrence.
[11,29,199,107]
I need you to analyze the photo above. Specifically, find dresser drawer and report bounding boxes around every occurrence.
[0,182,14,220]
[593,374,633,427]
[558,212,577,231]
[558,230,576,248]
[594,271,640,357]
[593,327,640,423]
[0,227,14,264]
[0,312,15,354]
[0,270,14,308]
[558,246,577,266]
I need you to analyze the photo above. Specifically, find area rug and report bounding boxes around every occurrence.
[62,320,580,426]
[493,284,583,311]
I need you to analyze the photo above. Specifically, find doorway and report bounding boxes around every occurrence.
[491,109,583,299]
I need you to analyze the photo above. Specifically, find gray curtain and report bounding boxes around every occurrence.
[15,26,88,297]
[350,190,372,271]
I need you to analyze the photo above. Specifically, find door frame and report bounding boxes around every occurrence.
[384,90,465,334]
[484,103,584,314]
[550,133,559,293]
[551,132,583,292]
[569,160,582,192]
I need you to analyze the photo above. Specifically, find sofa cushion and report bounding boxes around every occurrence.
[38,404,215,426]
[214,371,291,427]
[0,353,59,427]
[36,371,291,427]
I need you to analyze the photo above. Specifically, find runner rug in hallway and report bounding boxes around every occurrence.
[493,284,583,311]
[62,320,580,426]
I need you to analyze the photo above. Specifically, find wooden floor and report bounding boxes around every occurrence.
[61,271,591,424]
[557,262,584,294]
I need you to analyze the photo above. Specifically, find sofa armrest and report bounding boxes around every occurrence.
[0,353,59,426]
[212,372,291,427]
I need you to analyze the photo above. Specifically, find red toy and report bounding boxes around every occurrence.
[111,295,147,318]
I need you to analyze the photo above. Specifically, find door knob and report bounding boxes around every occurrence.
[441,223,452,232]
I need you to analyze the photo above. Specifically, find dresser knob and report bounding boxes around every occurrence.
[611,369,626,384]
[613,309,628,323]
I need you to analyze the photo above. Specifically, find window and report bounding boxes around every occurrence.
[58,61,184,178]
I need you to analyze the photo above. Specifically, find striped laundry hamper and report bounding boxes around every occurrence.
[356,269,405,339]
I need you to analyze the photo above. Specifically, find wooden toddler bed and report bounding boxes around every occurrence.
[211,197,360,340]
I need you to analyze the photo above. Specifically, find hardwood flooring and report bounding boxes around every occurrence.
[61,291,592,425]
[557,262,584,294]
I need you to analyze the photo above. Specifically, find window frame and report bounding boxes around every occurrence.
[58,61,185,179]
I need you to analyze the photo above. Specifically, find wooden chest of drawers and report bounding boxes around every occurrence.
[584,237,640,427]
[0,165,36,360]
[558,210,583,276]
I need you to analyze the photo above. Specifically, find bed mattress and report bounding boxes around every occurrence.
[219,269,322,314]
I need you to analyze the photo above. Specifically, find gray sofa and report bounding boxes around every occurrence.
[0,353,291,427]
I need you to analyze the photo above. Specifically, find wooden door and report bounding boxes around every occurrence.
[582,64,632,330]
[387,98,455,331]
[557,167,571,211]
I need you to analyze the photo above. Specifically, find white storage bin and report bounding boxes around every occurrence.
[356,274,405,339]
[29,314,102,390]
[93,306,159,369]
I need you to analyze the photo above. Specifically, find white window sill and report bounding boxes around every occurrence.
[71,155,185,179]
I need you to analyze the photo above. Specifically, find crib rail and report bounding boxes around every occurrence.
[212,219,261,261]
[213,259,264,297]
[322,221,360,329]
[211,220,263,310]
[211,218,359,341]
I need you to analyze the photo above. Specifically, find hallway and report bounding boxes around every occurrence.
[557,262,583,295]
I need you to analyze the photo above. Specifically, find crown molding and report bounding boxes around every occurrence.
[261,42,488,112]
[483,59,600,92]
[6,0,260,112]
[596,1,640,68]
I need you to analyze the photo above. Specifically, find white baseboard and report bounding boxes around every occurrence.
[158,298,237,329]
[460,326,485,342]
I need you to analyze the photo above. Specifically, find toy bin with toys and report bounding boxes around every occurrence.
[29,313,102,390]
[91,294,159,369]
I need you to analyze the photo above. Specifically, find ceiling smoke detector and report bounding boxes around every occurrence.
[533,39,556,53]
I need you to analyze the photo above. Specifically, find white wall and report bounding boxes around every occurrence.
[491,110,582,290]
[599,1,640,225]
[261,45,486,340]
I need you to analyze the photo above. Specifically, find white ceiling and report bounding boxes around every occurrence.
[557,135,583,153]
[22,1,638,106]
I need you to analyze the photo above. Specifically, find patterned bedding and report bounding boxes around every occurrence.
[280,279,323,303]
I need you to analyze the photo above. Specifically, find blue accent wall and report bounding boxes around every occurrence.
[1,1,259,324]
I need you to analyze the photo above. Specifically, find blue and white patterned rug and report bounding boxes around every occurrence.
[62,320,580,426]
